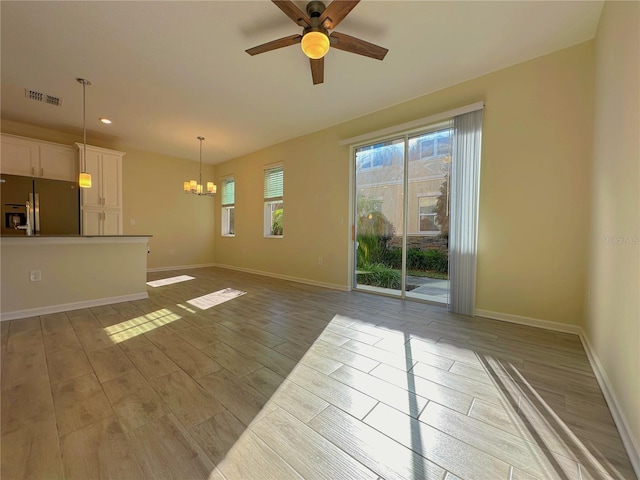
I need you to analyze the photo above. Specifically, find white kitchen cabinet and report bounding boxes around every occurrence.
[82,209,101,236]
[1,134,77,181]
[77,144,124,209]
[0,135,38,176]
[76,144,126,235]
[82,208,122,235]
[39,143,77,181]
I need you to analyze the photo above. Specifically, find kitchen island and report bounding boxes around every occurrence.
[0,235,151,320]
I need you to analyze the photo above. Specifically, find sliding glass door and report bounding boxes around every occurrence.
[405,127,451,303]
[354,138,405,296]
[353,124,452,304]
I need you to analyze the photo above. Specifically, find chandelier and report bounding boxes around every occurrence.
[184,136,216,195]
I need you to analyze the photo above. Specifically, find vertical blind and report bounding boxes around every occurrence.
[264,165,283,201]
[448,109,483,316]
[222,178,235,206]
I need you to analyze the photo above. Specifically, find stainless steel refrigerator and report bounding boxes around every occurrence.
[0,174,80,236]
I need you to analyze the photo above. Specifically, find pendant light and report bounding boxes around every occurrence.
[184,136,216,195]
[76,78,92,189]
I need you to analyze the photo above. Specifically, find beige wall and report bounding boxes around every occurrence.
[587,0,640,461]
[0,119,216,269]
[215,41,594,324]
[1,237,148,317]
[214,131,349,289]
[122,147,215,269]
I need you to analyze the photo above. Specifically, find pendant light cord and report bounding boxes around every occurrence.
[77,78,91,174]
[199,137,203,187]
[82,80,87,173]
[197,136,205,193]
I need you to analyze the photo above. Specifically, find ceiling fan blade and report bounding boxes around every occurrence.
[330,31,388,60]
[310,57,324,85]
[320,0,360,30]
[272,0,311,27]
[245,34,302,56]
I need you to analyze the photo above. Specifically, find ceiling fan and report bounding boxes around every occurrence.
[245,0,388,85]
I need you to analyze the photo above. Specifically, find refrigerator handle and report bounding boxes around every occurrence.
[34,192,40,234]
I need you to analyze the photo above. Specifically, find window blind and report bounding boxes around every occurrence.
[222,178,235,206]
[264,165,283,201]
[449,109,483,316]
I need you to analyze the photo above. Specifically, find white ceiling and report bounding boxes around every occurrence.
[1,1,603,164]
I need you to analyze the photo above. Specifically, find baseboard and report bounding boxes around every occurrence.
[0,292,149,322]
[213,263,349,292]
[147,263,216,273]
[475,308,639,477]
[579,329,640,478]
[474,309,582,334]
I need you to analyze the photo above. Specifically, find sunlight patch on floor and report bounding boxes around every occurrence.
[187,288,246,310]
[105,308,181,343]
[175,303,198,314]
[146,275,195,287]
[208,313,628,480]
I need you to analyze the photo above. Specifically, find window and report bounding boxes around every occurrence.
[356,148,383,170]
[356,142,402,171]
[415,129,452,161]
[264,165,283,237]
[221,177,235,236]
[418,195,440,233]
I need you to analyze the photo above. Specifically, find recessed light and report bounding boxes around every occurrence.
[99,118,112,124]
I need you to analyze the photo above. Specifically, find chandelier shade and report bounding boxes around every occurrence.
[184,136,216,196]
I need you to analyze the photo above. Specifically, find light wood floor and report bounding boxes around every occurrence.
[1,267,636,480]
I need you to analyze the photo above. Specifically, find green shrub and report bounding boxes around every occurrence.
[356,263,401,289]
[382,247,402,269]
[420,249,448,273]
[357,210,395,238]
[356,233,388,267]
[272,208,283,235]
[382,247,448,273]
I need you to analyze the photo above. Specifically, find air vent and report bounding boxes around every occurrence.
[24,89,62,107]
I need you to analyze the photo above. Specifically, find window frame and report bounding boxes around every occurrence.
[417,194,441,234]
[263,164,283,238]
[221,177,235,237]
[222,206,235,237]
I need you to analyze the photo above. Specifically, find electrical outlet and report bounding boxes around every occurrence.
[29,270,41,282]
[318,257,323,266]
[130,218,136,226]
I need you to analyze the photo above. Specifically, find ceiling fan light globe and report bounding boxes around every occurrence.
[301,31,330,59]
